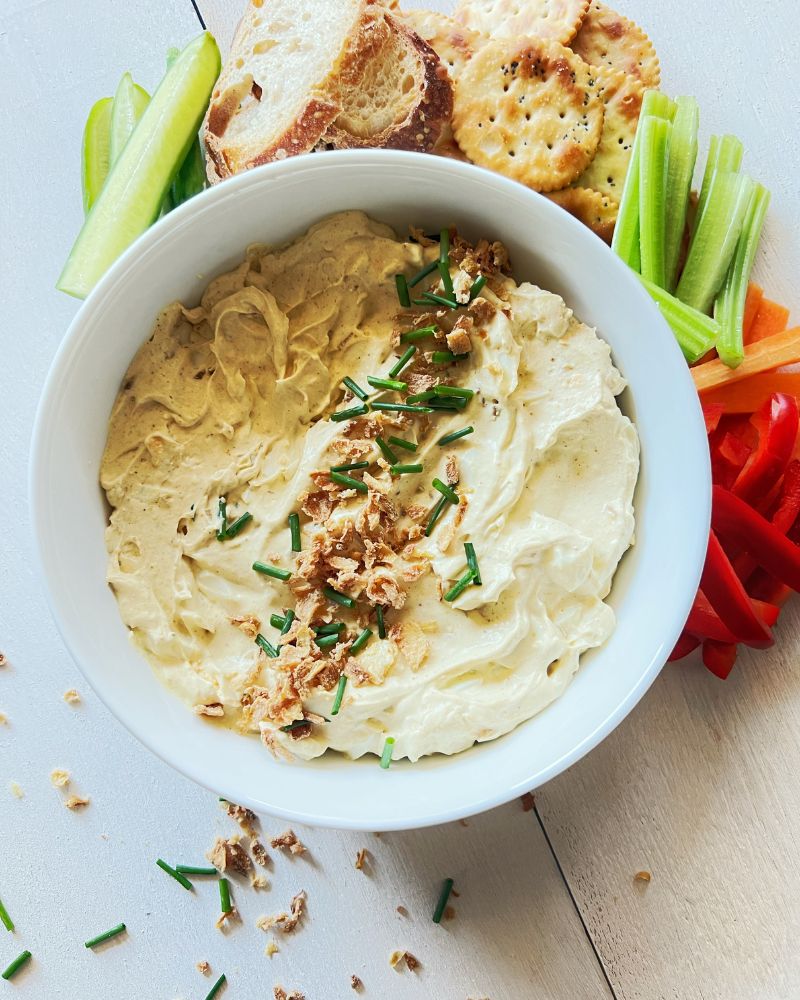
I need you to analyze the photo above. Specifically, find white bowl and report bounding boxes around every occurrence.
[31,150,710,830]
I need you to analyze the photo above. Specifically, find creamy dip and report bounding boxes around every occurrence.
[101,211,638,763]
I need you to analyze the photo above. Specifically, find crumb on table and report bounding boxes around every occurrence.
[50,769,70,788]
[196,961,211,976]
[634,870,652,884]
[64,794,90,810]
[350,974,363,990]
[63,689,81,704]
[9,781,23,799]
[355,848,368,870]
[389,950,420,972]
[271,830,307,856]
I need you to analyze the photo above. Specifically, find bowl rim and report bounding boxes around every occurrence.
[30,149,711,829]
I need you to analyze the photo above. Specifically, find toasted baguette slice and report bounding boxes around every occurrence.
[322,13,453,153]
[203,0,383,180]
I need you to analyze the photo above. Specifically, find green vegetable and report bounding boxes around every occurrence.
[84,923,126,949]
[375,606,386,639]
[639,276,720,362]
[380,737,395,769]
[219,878,232,914]
[315,633,339,650]
[612,90,676,271]
[469,274,487,301]
[465,541,481,586]
[368,376,407,392]
[400,325,437,343]
[371,402,433,414]
[424,495,449,536]
[255,633,280,657]
[204,973,226,1000]
[314,622,344,636]
[696,134,744,227]
[331,675,347,715]
[1,950,31,981]
[433,385,474,399]
[395,274,411,307]
[289,511,301,552]
[432,478,459,504]
[156,859,193,891]
[350,628,373,654]
[437,426,474,446]
[109,73,150,167]
[171,135,206,207]
[376,436,399,464]
[388,345,417,378]
[432,878,454,924]
[663,96,699,292]
[330,471,369,493]
[409,260,439,287]
[330,461,370,472]
[0,896,14,933]
[175,865,217,875]
[253,561,292,581]
[390,464,423,475]
[676,171,754,313]
[331,402,369,422]
[342,376,369,401]
[216,496,227,541]
[388,436,417,452]
[415,291,458,309]
[58,32,221,299]
[81,97,113,215]
[443,569,476,603]
[638,115,672,287]
[323,586,355,608]
[715,183,771,367]
[224,512,251,538]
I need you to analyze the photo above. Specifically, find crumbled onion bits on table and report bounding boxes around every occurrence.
[270,830,307,856]
[634,870,652,883]
[389,950,420,972]
[9,781,23,799]
[63,688,81,704]
[0,652,6,667]
[64,794,90,810]
[50,768,70,788]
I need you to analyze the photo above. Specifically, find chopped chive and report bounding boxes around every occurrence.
[438,259,454,298]
[330,471,369,493]
[280,609,295,637]
[432,478,459,504]
[350,628,373,655]
[391,464,423,475]
[433,877,454,923]
[84,923,126,949]
[375,605,386,639]
[224,512,252,538]
[1,950,31,981]
[270,612,288,631]
[324,586,356,608]
[414,291,459,309]
[219,878,232,914]
[388,345,417,378]
[406,390,435,403]
[288,512,301,552]
[314,622,345,636]
[331,402,369,423]
[0,897,13,933]
[281,718,313,732]
[434,385,474,399]
[380,737,395,769]
[409,259,439,287]
[342,376,369,401]
[368,375,407,392]
[468,275,487,301]
[315,633,340,650]
[427,398,467,411]
[439,227,450,263]
[400,325,438,343]
[253,561,292,581]
[175,865,217,875]
[388,436,417,452]
[331,460,370,472]
[255,634,280,658]
[204,973,227,1000]
[216,497,227,541]
[437,426,474,446]
[424,495,449,536]
[464,542,481,585]
[376,436,399,464]
[431,351,461,364]
[444,569,476,603]
[156,859,193,891]
[371,402,433,414]
[395,273,411,307]
[331,674,347,716]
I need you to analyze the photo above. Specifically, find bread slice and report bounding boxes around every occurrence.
[322,13,453,153]
[203,0,384,180]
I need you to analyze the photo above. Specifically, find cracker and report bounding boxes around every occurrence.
[570,66,643,199]
[400,9,482,82]
[547,186,618,243]
[455,0,590,46]
[570,2,660,88]
[452,37,604,191]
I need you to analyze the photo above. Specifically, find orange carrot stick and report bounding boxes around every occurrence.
[700,372,800,413]
[694,326,800,393]
[742,282,763,339]
[746,297,790,344]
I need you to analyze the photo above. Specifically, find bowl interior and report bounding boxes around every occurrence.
[31,151,710,830]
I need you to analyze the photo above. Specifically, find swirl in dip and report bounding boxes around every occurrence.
[101,211,639,763]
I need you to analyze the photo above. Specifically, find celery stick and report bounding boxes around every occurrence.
[57,32,221,300]
[109,73,151,166]
[715,183,771,368]
[676,171,754,314]
[663,96,699,292]
[81,97,113,215]
[612,90,676,270]
[695,134,743,231]
[639,275,720,362]
[638,116,672,288]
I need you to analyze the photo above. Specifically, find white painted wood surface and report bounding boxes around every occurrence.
[2,0,798,997]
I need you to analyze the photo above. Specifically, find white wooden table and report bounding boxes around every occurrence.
[1,1,798,997]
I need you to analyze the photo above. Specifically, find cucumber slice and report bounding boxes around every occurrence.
[109,73,151,167]
[81,97,113,215]
[57,32,221,300]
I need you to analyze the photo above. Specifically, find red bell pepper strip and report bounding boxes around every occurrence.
[702,402,724,435]
[732,393,799,504]
[684,591,779,643]
[700,530,774,648]
[770,458,800,531]
[669,632,700,662]
[702,640,738,679]
[713,485,800,592]
[710,430,752,490]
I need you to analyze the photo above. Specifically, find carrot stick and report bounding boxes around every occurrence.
[700,372,800,412]
[746,297,790,344]
[742,282,763,338]
[694,326,800,392]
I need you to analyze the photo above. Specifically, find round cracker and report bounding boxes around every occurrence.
[452,37,604,192]
[570,66,643,199]
[570,2,660,88]
[455,0,590,46]
[399,9,483,82]
[547,186,618,243]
